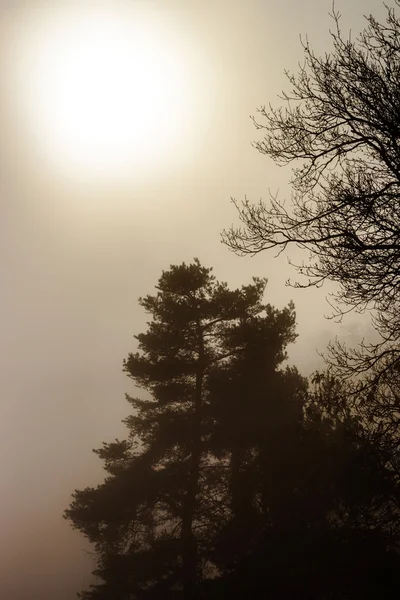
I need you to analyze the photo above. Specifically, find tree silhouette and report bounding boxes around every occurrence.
[65,260,400,599]
[222,2,400,383]
[210,369,400,599]
[64,259,298,599]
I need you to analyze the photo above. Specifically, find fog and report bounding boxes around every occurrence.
[0,1,384,598]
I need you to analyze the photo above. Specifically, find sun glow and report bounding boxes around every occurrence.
[16,2,192,182]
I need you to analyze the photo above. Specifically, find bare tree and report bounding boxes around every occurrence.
[222,2,400,382]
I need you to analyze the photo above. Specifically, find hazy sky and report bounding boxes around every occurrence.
[0,1,387,598]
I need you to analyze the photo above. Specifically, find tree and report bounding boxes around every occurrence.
[308,369,400,523]
[222,2,400,382]
[205,306,308,594]
[64,259,298,599]
[212,368,400,599]
[65,261,400,599]
[302,370,400,598]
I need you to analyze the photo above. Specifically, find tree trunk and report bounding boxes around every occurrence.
[181,325,204,600]
[230,445,247,517]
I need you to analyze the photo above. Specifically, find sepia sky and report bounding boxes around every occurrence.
[0,1,386,598]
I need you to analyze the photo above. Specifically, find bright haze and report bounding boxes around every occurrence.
[0,0,382,598]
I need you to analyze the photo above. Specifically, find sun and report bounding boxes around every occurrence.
[17,2,191,182]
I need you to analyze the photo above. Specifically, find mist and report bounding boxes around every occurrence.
[0,1,391,598]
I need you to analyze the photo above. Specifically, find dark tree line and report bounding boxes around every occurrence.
[65,260,400,599]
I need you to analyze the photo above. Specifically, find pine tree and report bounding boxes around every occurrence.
[65,259,298,599]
